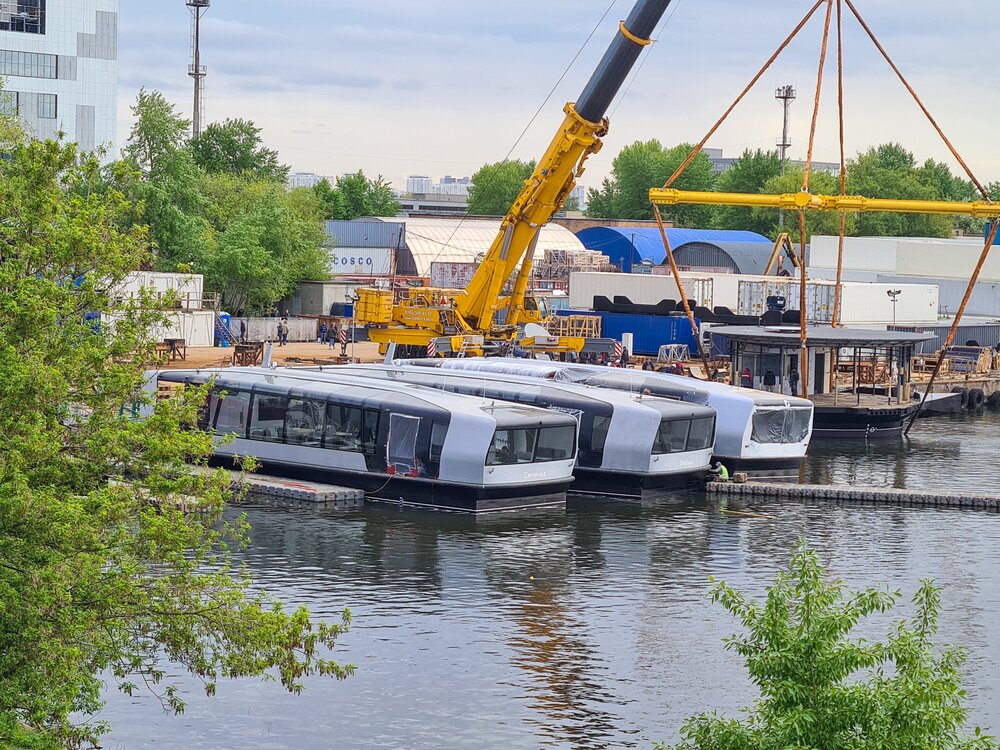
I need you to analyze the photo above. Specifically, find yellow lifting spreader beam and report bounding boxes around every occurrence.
[649,188,1000,218]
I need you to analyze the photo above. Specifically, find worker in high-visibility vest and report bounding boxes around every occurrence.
[708,461,729,482]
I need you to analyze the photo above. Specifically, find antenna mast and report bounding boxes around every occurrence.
[187,0,211,138]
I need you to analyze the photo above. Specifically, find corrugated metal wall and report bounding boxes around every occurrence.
[325,220,406,249]
[896,324,1000,354]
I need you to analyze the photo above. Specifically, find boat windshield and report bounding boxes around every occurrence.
[750,407,812,444]
[486,425,576,465]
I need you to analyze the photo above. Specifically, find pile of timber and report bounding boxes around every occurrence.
[546,314,601,338]
[533,247,613,281]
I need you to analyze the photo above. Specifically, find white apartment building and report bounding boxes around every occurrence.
[0,0,118,152]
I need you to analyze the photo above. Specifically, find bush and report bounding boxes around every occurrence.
[656,542,997,750]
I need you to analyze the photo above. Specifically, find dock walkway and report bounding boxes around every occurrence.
[708,481,1000,510]
[233,472,366,507]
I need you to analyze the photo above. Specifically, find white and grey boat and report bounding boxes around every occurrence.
[145,368,579,513]
[408,358,814,481]
[291,363,717,497]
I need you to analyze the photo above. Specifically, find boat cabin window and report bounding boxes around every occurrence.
[285,398,324,446]
[249,394,288,440]
[324,403,380,454]
[429,421,448,462]
[213,388,251,436]
[653,415,716,454]
[687,416,715,450]
[486,425,576,465]
[751,407,811,444]
[590,415,611,452]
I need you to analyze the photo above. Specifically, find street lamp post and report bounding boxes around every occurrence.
[886,289,901,329]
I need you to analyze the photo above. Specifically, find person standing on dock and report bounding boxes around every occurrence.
[329,321,339,349]
[763,369,776,392]
[789,366,800,396]
[319,322,328,344]
[740,367,752,388]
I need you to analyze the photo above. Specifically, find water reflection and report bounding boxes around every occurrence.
[100,413,1000,749]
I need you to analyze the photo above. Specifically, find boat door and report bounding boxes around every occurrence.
[387,414,421,476]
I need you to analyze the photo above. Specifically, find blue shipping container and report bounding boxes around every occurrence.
[557,309,699,356]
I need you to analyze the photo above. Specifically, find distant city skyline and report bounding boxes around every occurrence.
[119,1,1000,190]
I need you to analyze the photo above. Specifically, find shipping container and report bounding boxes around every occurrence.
[568,271,714,310]
[809,235,900,273]
[556,308,699,356]
[839,282,938,327]
[735,277,938,326]
[328,246,393,276]
[895,238,1000,282]
[113,271,204,310]
[430,261,477,289]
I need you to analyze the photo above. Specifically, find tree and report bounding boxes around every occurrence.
[123,88,191,177]
[713,149,782,234]
[190,118,288,182]
[0,139,352,748]
[335,171,400,219]
[584,140,715,225]
[311,178,347,222]
[657,543,997,750]
[847,144,952,238]
[466,159,535,215]
[195,178,329,314]
[754,168,851,241]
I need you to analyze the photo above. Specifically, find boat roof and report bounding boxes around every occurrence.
[157,368,577,427]
[408,358,710,404]
[709,325,934,347]
[310,364,714,417]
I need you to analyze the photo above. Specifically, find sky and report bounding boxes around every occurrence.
[118,0,1000,191]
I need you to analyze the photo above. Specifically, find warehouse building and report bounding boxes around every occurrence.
[575,227,776,274]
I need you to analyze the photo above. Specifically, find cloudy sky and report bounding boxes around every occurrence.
[118,0,1000,190]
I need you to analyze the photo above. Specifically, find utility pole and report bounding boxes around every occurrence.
[775,85,796,173]
[187,0,211,139]
[775,85,796,228]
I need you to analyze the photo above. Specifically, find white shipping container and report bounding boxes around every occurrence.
[328,246,392,276]
[809,236,900,273]
[736,278,938,326]
[895,239,1000,282]
[430,261,477,289]
[839,282,938,327]
[568,271,713,310]
[737,278,837,322]
[113,271,204,309]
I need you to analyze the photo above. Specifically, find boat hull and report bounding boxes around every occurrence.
[571,466,706,499]
[810,403,918,440]
[211,457,571,513]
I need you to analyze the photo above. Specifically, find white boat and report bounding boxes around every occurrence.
[408,358,814,480]
[145,368,578,513]
[291,363,717,498]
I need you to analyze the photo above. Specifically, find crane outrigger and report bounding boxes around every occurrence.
[355,0,677,357]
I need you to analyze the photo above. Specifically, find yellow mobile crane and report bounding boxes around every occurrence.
[355,0,678,357]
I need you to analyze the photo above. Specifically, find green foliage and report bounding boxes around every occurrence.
[755,168,851,241]
[0,138,352,749]
[713,149,782,234]
[847,144,953,238]
[311,172,400,221]
[336,171,401,219]
[584,140,715,225]
[467,159,535,216]
[656,543,997,750]
[117,90,329,311]
[195,178,329,314]
[190,118,289,181]
[123,88,191,177]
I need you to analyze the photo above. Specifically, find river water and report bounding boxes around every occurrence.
[100,411,1000,749]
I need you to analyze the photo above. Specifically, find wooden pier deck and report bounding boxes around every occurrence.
[708,481,1000,510]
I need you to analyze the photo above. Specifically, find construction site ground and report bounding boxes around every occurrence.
[157,341,384,370]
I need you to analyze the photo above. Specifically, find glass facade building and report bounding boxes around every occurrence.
[0,0,118,153]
